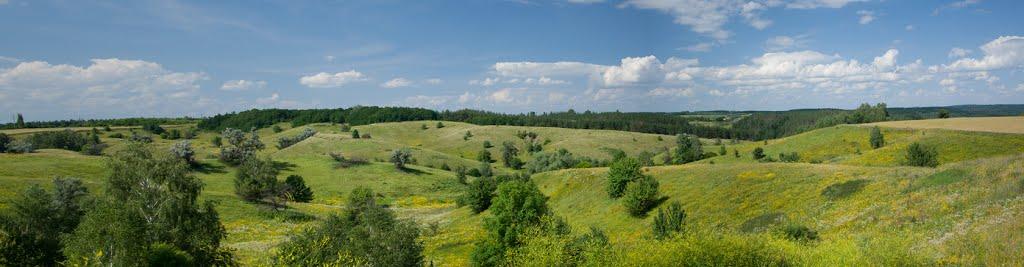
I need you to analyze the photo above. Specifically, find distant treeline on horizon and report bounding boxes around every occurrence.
[4,104,1024,140]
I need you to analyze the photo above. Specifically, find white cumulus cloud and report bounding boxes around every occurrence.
[299,70,366,88]
[942,36,1024,71]
[381,78,413,88]
[220,80,266,91]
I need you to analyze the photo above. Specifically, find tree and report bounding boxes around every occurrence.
[473,180,549,266]
[752,147,766,160]
[938,109,951,119]
[637,151,655,166]
[464,131,473,141]
[15,113,25,128]
[64,143,233,266]
[478,149,493,163]
[339,124,351,132]
[390,148,413,169]
[277,128,316,149]
[903,142,938,167]
[169,140,196,164]
[0,177,88,266]
[622,175,659,217]
[0,133,11,152]
[219,128,265,166]
[606,158,643,198]
[284,175,314,203]
[734,149,740,158]
[483,140,493,148]
[234,157,285,208]
[351,129,361,139]
[869,126,885,149]
[211,136,222,147]
[463,176,497,213]
[478,161,493,178]
[673,134,703,164]
[436,121,445,128]
[501,141,521,169]
[652,201,686,240]
[455,166,468,184]
[276,187,423,266]
[272,125,283,133]
[719,145,727,156]
[6,139,34,153]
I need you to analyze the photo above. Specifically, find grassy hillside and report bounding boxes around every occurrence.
[866,116,1024,134]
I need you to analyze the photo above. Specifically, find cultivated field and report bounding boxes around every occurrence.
[865,116,1024,134]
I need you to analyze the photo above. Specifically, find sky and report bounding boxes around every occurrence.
[1,0,1023,122]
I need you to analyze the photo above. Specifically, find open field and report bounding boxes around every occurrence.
[2,117,1023,265]
[865,116,1024,134]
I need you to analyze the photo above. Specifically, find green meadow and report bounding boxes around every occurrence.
[1,118,1023,266]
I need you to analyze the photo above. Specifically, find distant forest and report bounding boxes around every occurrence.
[5,104,1024,140]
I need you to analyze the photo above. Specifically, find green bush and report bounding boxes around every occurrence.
[0,177,88,266]
[462,176,497,213]
[869,126,885,149]
[782,224,818,242]
[272,125,283,133]
[6,139,34,153]
[622,175,659,217]
[0,133,10,152]
[477,149,493,163]
[390,148,413,169]
[606,158,643,198]
[284,175,314,203]
[902,142,938,167]
[276,128,316,149]
[752,147,766,160]
[234,157,284,207]
[472,180,550,266]
[652,201,686,239]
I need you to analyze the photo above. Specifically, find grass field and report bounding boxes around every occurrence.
[865,116,1024,134]
[1,118,1023,266]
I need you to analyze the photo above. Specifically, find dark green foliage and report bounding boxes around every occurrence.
[0,133,10,152]
[0,177,88,266]
[142,122,166,134]
[211,135,222,147]
[783,225,818,242]
[463,176,497,213]
[938,109,951,118]
[272,125,283,133]
[477,149,493,163]
[390,148,414,169]
[607,158,643,198]
[472,180,550,266]
[276,187,423,266]
[443,109,731,139]
[276,128,316,149]
[734,149,740,158]
[719,145,727,157]
[752,147,766,160]
[1,117,191,130]
[467,168,482,177]
[28,129,87,151]
[234,157,285,207]
[109,132,125,139]
[622,175,660,217]
[196,106,437,131]
[602,147,627,162]
[501,141,522,169]
[436,121,445,128]
[352,129,361,139]
[64,143,233,266]
[455,166,468,184]
[329,152,368,168]
[219,128,265,166]
[420,124,428,130]
[339,123,351,132]
[869,126,885,149]
[129,132,153,143]
[6,139,34,153]
[903,142,939,167]
[160,128,182,140]
[778,152,800,162]
[478,161,493,178]
[482,140,493,148]
[15,113,25,128]
[637,150,655,166]
[147,243,195,266]
[103,125,112,131]
[284,175,314,203]
[525,149,598,173]
[673,134,703,164]
[652,202,686,240]
[821,179,870,200]
[169,140,195,164]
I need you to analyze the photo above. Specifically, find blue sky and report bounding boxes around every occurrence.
[1,0,1022,122]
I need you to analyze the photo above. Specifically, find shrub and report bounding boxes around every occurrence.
[938,109,951,118]
[234,157,284,207]
[455,166,468,184]
[108,132,125,139]
[219,128,265,166]
[329,152,367,168]
[0,177,89,266]
[211,136,222,147]
[778,152,800,162]
[606,158,643,198]
[637,151,655,166]
[903,142,938,167]
[277,128,316,149]
[339,124,351,132]
[129,132,153,143]
[752,147,765,160]
[501,141,522,169]
[351,129,360,139]
[782,225,818,242]
[142,122,165,134]
[6,139,34,153]
[463,176,497,213]
[28,129,87,150]
[80,141,107,156]
[622,175,659,217]
[0,133,9,152]
[478,161,493,178]
[436,121,445,128]
[390,148,413,169]
[652,201,686,239]
[525,149,587,173]
[275,187,422,266]
[869,126,885,149]
[272,125,283,133]
[464,131,473,141]
[472,180,550,266]
[169,140,195,164]
[360,133,371,139]
[482,140,493,148]
[673,134,703,164]
[284,175,314,202]
[477,149,493,163]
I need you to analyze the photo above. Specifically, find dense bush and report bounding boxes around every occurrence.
[652,201,686,239]
[219,128,265,166]
[329,152,368,168]
[283,175,314,203]
[272,125,283,133]
[501,141,523,169]
[903,142,938,167]
[869,126,885,149]
[275,187,423,266]
[477,149,493,163]
[390,148,413,169]
[622,175,660,217]
[673,134,703,164]
[782,224,818,242]
[0,177,88,266]
[0,133,9,152]
[6,139,34,153]
[821,179,870,200]
[462,176,497,213]
[351,129,360,139]
[606,158,643,198]
[28,129,87,151]
[129,132,153,143]
[472,180,550,266]
[142,122,165,134]
[752,147,766,160]
[64,143,233,266]
[525,148,598,173]
[169,140,195,164]
[778,152,800,162]
[276,128,316,149]
[234,157,285,207]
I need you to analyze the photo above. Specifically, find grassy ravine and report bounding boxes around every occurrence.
[1,120,1023,266]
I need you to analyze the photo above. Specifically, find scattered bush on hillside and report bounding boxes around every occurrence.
[390,148,414,170]
[0,177,88,266]
[903,142,938,167]
[108,132,125,139]
[483,140,493,148]
[524,149,600,174]
[272,125,283,133]
[234,157,285,208]
[782,224,818,242]
[219,128,265,166]
[28,129,87,151]
[501,141,523,169]
[79,138,107,156]
[160,129,182,140]
[602,147,627,162]
[129,132,153,143]
[360,133,372,139]
[637,151,655,166]
[478,161,494,178]
[455,166,468,184]
[606,158,643,198]
[652,201,686,240]
[436,121,445,128]
[277,128,316,149]
[734,149,740,158]
[673,134,703,164]
[477,149,493,163]
[6,139,34,153]
[351,129,360,139]
[870,126,885,149]
[622,175,660,217]
[821,179,870,200]
[142,122,165,134]
[461,176,497,213]
[778,152,800,163]
[339,123,351,132]
[283,175,314,203]
[276,187,423,266]
[938,109,951,118]
[472,180,550,266]
[64,143,233,266]
[0,133,10,152]
[329,152,368,168]
[211,135,222,147]
[464,131,473,141]
[169,140,195,164]
[752,147,766,160]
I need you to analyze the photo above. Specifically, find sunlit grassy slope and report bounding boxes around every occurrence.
[1,119,1023,266]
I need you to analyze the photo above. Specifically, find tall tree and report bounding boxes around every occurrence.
[15,113,25,128]
[869,126,885,149]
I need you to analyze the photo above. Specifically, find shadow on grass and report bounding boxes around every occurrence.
[635,196,672,218]
[271,160,298,172]
[255,205,318,223]
[192,161,227,174]
[398,166,431,175]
